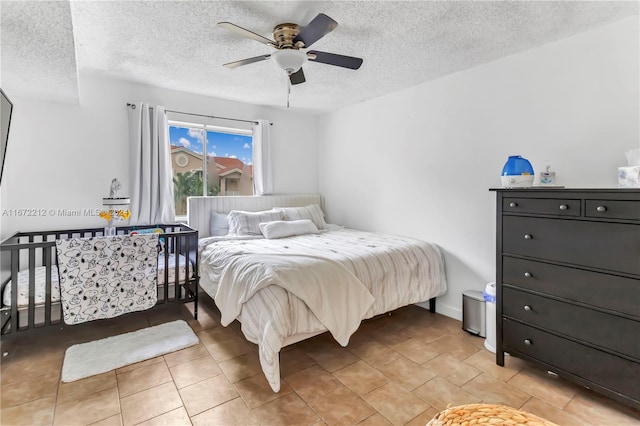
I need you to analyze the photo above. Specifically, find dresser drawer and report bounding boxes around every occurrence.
[503,319,640,401]
[503,287,640,359]
[503,197,580,217]
[586,200,640,221]
[503,257,640,317]
[503,216,640,275]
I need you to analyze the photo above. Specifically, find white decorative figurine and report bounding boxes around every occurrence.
[109,178,122,198]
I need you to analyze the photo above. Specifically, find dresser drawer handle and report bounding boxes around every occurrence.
[509,202,518,208]
[596,206,607,213]
[524,305,532,311]
[524,272,532,278]
[524,234,532,240]
[524,339,532,345]
[559,204,568,210]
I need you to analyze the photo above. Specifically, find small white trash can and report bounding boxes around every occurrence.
[483,282,497,353]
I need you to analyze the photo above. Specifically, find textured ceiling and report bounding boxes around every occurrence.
[1,1,78,103]
[1,1,638,113]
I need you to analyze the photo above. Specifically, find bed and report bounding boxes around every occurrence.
[188,194,447,392]
[0,224,199,334]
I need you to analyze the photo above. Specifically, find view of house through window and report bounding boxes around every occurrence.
[169,121,253,216]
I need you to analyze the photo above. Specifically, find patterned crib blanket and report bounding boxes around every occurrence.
[1,253,191,309]
[55,234,159,324]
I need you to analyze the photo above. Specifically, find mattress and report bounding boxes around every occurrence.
[198,226,447,391]
[2,253,193,308]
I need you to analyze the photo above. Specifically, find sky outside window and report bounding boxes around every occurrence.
[169,126,252,164]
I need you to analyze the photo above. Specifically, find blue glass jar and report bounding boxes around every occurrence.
[502,155,534,176]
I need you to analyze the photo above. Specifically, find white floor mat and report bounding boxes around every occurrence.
[61,320,199,382]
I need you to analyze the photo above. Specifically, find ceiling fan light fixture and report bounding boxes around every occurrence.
[271,49,308,74]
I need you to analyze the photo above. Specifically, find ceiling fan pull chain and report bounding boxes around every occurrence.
[287,74,291,108]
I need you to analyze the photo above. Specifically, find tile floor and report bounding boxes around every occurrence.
[1,297,639,426]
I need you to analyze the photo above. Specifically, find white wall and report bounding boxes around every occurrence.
[318,16,640,319]
[0,71,319,239]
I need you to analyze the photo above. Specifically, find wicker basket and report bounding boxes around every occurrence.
[427,403,558,426]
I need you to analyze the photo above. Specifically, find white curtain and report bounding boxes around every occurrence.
[128,103,175,225]
[252,119,273,195]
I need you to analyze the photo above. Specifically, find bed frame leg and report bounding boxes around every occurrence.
[429,297,436,314]
[194,290,199,321]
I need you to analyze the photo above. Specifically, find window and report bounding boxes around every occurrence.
[168,121,253,216]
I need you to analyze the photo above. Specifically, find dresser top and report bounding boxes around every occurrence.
[490,188,640,193]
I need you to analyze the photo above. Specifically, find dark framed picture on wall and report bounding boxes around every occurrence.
[0,88,13,184]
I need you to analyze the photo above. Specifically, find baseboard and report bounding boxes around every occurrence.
[415,301,462,321]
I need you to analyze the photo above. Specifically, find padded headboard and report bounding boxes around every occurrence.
[187,194,324,238]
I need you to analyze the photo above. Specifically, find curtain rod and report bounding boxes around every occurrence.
[126,103,272,126]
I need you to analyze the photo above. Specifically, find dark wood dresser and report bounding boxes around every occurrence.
[492,188,640,409]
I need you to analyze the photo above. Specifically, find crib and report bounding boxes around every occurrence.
[0,224,199,335]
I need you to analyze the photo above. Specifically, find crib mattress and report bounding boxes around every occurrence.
[2,253,193,308]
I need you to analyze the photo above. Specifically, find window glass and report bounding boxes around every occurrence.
[169,123,253,216]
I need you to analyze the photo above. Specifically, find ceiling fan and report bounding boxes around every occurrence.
[218,13,363,85]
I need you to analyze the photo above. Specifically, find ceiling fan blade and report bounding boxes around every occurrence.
[223,54,271,69]
[289,68,306,85]
[293,13,338,48]
[218,22,276,47]
[307,51,363,70]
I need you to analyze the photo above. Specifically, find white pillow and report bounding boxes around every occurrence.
[227,209,283,236]
[259,220,319,239]
[209,212,229,236]
[276,204,327,230]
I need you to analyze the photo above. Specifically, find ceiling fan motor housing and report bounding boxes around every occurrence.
[272,23,302,48]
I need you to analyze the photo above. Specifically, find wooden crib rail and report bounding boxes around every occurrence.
[1,239,59,333]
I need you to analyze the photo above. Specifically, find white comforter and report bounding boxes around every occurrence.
[215,253,374,345]
[198,226,447,391]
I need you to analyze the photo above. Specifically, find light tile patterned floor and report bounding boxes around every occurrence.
[1,297,639,426]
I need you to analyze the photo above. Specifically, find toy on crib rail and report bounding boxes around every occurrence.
[130,228,165,246]
[130,228,163,236]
